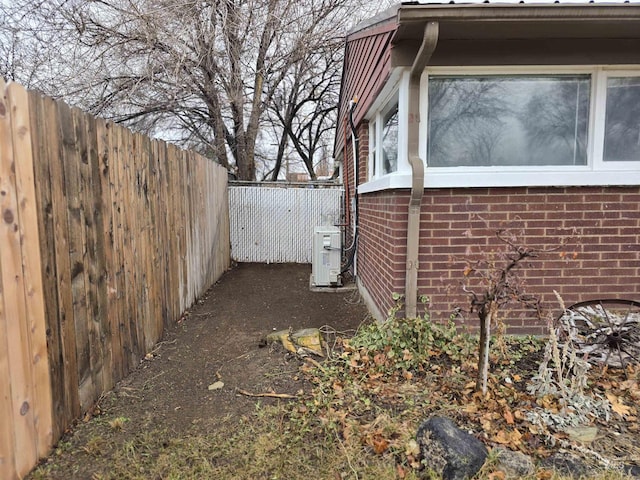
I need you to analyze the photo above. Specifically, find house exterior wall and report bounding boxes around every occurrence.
[334,23,395,159]
[358,190,410,319]
[357,186,640,333]
[341,5,640,332]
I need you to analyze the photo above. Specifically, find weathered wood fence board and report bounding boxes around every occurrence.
[0,81,53,479]
[0,82,231,480]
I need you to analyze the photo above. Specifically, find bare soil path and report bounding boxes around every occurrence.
[30,263,370,479]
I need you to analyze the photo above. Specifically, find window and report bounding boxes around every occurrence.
[382,105,399,174]
[427,74,590,167]
[368,97,400,179]
[603,76,640,162]
[369,120,377,178]
[359,67,640,193]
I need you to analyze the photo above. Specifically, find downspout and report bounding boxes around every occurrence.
[405,21,439,318]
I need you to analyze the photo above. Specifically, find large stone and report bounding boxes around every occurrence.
[539,452,589,478]
[417,416,488,480]
[623,464,640,479]
[494,447,535,479]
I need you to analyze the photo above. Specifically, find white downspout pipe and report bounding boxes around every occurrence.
[405,22,439,318]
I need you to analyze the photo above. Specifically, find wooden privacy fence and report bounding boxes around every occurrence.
[0,80,230,480]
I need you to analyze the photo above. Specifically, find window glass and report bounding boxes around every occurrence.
[604,77,640,162]
[370,121,377,178]
[427,75,590,167]
[382,105,398,174]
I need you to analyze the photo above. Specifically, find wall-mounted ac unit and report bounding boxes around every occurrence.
[311,226,341,287]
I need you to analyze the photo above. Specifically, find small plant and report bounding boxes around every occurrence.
[82,435,107,456]
[108,417,129,431]
[349,294,474,374]
[527,293,611,430]
[460,227,576,394]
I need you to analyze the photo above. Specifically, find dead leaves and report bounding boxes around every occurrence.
[357,414,411,457]
[605,392,634,418]
[503,407,515,425]
[492,428,523,446]
[302,324,640,478]
[370,434,390,454]
[488,471,505,480]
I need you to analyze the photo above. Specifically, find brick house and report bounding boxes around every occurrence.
[334,1,640,333]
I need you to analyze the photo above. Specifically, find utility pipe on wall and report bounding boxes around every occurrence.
[405,22,439,318]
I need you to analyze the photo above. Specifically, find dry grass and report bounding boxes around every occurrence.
[29,319,639,480]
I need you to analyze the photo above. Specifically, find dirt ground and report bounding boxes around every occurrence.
[30,262,370,479]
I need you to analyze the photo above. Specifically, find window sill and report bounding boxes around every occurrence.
[356,169,640,193]
[358,174,413,193]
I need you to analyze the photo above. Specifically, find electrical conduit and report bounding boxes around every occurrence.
[341,99,359,275]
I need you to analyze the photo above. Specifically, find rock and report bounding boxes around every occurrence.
[539,452,589,477]
[623,464,640,479]
[564,426,599,444]
[266,328,324,355]
[494,447,535,479]
[417,416,488,480]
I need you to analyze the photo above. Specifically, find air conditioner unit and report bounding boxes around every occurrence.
[312,226,341,287]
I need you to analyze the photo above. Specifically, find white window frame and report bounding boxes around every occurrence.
[593,69,640,170]
[362,70,412,190]
[357,65,640,193]
[418,65,640,188]
[369,94,400,180]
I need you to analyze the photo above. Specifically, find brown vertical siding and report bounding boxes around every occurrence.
[334,22,396,160]
[358,187,640,334]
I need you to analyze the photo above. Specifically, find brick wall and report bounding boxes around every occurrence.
[358,190,410,318]
[357,122,369,185]
[357,186,640,334]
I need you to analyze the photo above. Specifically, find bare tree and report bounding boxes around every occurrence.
[267,41,342,180]
[461,229,575,394]
[3,0,389,180]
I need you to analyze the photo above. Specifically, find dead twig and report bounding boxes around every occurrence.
[236,388,297,399]
[303,356,326,372]
[149,339,177,355]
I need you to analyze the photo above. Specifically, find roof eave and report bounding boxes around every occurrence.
[393,4,640,41]
[346,5,399,41]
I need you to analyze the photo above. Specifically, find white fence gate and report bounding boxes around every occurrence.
[228,183,344,263]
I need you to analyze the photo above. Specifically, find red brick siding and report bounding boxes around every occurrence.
[358,190,411,317]
[357,122,369,185]
[358,187,640,334]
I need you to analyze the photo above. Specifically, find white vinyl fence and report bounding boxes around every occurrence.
[229,183,343,263]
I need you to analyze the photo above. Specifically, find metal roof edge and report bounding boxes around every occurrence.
[396,1,640,17]
[347,4,399,38]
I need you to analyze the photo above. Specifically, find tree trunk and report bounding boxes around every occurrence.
[476,301,496,394]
